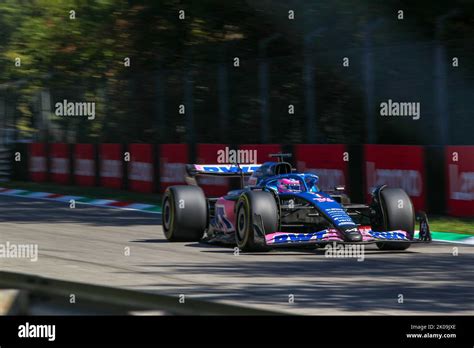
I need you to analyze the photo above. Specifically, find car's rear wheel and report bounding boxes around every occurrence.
[162,186,208,242]
[235,191,278,252]
[374,187,415,251]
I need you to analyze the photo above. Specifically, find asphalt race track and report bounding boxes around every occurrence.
[1,195,473,315]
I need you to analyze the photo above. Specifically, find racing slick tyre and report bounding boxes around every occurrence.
[162,186,208,242]
[375,187,415,251]
[235,191,278,252]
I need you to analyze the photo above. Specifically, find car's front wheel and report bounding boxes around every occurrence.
[373,187,415,251]
[235,191,278,251]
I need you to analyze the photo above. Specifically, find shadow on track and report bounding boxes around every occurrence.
[127,248,474,314]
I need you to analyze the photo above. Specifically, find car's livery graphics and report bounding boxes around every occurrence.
[265,228,410,245]
[213,198,236,233]
[193,164,261,174]
[293,192,358,229]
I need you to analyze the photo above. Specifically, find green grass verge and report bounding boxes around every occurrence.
[2,181,162,206]
[2,181,473,235]
[429,216,474,235]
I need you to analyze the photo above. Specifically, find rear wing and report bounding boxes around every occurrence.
[186,164,261,177]
[185,164,261,187]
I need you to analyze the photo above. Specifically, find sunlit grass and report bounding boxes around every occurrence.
[429,216,474,235]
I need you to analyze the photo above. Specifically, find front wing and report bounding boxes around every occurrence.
[264,226,425,246]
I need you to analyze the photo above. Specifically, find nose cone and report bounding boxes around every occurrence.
[344,228,363,242]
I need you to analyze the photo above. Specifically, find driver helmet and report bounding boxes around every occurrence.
[305,175,320,192]
[277,178,301,193]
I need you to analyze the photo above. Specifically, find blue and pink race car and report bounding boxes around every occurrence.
[162,154,431,251]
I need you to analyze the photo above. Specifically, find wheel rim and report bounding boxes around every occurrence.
[236,206,247,241]
[163,198,171,231]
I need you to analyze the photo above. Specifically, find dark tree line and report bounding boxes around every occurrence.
[0,0,473,145]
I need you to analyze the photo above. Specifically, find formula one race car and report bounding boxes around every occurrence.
[162,154,431,251]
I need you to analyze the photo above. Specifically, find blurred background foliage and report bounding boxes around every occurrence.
[0,0,473,144]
